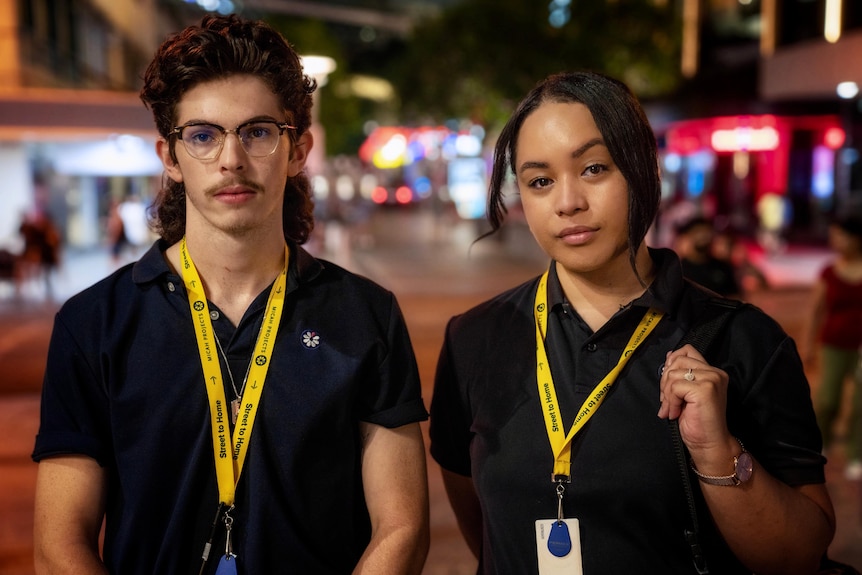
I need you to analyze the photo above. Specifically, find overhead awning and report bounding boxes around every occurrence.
[0,88,157,141]
[51,135,163,176]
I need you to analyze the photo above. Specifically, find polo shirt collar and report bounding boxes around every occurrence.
[131,238,325,289]
[546,247,684,319]
[131,240,171,285]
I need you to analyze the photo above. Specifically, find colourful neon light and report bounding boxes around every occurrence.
[711,126,780,152]
[395,186,413,204]
[824,127,845,150]
[371,186,388,204]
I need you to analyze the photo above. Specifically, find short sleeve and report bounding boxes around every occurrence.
[721,308,826,486]
[359,293,428,428]
[32,311,112,466]
[429,316,474,477]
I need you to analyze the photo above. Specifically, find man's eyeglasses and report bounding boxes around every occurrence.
[170,120,297,161]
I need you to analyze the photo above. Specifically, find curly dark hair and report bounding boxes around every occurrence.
[487,71,661,277]
[140,14,317,245]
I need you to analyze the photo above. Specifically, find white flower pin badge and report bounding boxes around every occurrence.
[301,330,321,349]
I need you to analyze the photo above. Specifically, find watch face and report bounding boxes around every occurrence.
[736,452,754,483]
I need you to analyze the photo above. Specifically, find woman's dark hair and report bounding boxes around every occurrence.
[139,14,317,244]
[487,71,661,275]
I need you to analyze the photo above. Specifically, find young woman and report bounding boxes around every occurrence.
[429,71,834,574]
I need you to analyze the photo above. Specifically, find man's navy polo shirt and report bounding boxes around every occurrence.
[33,240,428,574]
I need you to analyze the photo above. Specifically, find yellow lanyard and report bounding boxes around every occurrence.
[180,238,288,506]
[534,270,663,480]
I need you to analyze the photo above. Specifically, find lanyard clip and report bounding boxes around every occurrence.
[551,473,571,484]
[555,482,566,524]
[223,505,235,559]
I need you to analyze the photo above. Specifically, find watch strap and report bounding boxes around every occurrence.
[690,438,749,486]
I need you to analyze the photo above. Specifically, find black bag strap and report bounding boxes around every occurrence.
[669,297,744,575]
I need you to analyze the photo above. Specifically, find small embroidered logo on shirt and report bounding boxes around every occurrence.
[302,330,321,349]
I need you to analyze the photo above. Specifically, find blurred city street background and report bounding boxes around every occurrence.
[2,0,862,572]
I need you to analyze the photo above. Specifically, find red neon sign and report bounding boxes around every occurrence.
[711,126,780,152]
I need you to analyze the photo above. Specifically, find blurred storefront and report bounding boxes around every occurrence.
[648,0,862,248]
[356,122,486,218]
[653,112,847,246]
[0,89,161,253]
[0,0,348,257]
[0,0,178,254]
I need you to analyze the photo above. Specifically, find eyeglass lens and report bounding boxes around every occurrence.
[179,122,284,159]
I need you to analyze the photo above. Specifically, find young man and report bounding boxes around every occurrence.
[32,14,429,574]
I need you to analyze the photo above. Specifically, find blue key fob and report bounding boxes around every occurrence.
[547,520,572,557]
[215,554,238,575]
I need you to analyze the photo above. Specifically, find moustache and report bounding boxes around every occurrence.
[204,178,264,196]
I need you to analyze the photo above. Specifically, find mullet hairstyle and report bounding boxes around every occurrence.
[487,71,661,277]
[139,14,317,245]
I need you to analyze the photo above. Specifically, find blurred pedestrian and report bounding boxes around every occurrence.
[805,214,862,481]
[106,198,128,264]
[712,229,769,294]
[674,215,742,298]
[429,71,834,574]
[0,248,18,298]
[108,192,152,265]
[117,192,151,249]
[17,208,61,300]
[32,13,428,575]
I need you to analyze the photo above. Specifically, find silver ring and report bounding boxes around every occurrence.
[684,368,695,382]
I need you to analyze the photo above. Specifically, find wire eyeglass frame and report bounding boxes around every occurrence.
[171,120,297,161]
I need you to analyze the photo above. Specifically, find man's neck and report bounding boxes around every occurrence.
[167,230,287,325]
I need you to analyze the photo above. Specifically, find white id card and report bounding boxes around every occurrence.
[535,518,583,575]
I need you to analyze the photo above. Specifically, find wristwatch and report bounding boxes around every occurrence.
[690,439,754,486]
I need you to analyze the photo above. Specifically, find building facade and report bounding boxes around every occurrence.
[0,0,191,255]
[651,0,862,247]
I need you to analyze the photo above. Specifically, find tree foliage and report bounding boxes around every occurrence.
[266,15,374,156]
[392,0,683,128]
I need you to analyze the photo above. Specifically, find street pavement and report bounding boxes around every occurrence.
[0,209,860,573]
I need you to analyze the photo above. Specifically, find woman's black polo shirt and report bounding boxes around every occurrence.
[430,247,824,574]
